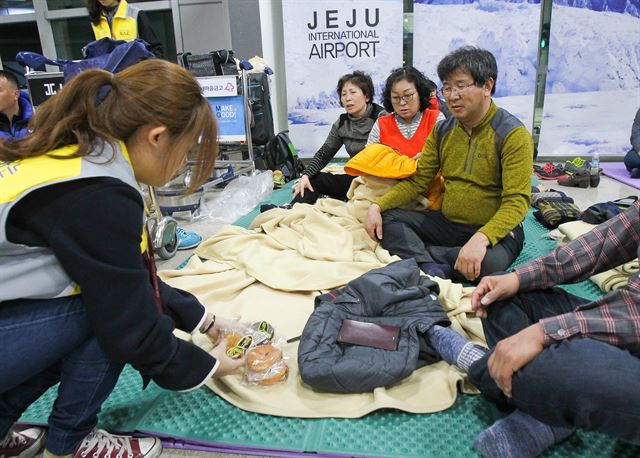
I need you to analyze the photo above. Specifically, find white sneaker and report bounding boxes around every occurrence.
[0,426,46,458]
[73,429,161,458]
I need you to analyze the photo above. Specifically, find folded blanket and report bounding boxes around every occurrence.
[618,262,640,275]
[591,270,629,292]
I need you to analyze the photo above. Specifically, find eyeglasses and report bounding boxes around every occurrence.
[440,82,476,97]
[390,92,416,104]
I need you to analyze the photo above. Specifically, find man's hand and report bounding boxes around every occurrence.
[364,204,383,241]
[454,232,490,281]
[292,174,313,199]
[471,272,520,318]
[209,339,245,376]
[488,323,545,398]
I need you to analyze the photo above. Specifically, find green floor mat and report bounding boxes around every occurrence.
[233,180,296,229]
[19,365,639,457]
[19,186,637,457]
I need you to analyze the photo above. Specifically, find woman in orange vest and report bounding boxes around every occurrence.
[367,66,445,208]
[367,66,443,158]
[87,0,164,58]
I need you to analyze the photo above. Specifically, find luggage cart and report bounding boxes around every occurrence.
[155,69,257,216]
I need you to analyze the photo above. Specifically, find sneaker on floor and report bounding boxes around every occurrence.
[74,429,161,458]
[557,172,590,188]
[533,162,567,180]
[0,426,46,458]
[565,156,586,167]
[259,203,292,213]
[631,167,640,179]
[176,227,202,250]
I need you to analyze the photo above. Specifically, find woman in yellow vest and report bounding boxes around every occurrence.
[87,0,164,58]
[0,60,242,458]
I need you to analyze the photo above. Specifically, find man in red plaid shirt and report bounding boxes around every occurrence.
[425,200,639,457]
[467,199,640,456]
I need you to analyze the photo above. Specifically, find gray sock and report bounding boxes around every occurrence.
[473,410,574,458]
[426,325,487,372]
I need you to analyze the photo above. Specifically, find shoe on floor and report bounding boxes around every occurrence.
[563,157,589,174]
[73,429,161,458]
[260,203,292,213]
[533,162,567,180]
[631,168,640,179]
[557,172,590,188]
[176,227,202,250]
[0,426,46,458]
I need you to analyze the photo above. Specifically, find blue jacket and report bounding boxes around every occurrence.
[0,90,33,140]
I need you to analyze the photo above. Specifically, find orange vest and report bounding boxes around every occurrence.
[379,110,445,210]
[378,110,440,158]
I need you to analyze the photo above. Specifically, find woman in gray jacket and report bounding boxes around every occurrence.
[291,71,385,205]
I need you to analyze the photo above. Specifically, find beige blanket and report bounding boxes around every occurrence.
[558,220,638,291]
[159,177,484,418]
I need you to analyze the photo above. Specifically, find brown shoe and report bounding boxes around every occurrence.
[557,173,590,188]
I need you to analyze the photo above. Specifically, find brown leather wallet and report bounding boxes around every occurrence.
[337,319,400,351]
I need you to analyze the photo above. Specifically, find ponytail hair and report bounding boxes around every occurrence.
[0,59,218,194]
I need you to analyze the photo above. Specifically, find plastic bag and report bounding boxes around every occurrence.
[193,170,273,224]
[244,342,289,386]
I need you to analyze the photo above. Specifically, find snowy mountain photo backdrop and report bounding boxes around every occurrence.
[540,2,639,156]
[282,0,404,158]
[413,0,639,157]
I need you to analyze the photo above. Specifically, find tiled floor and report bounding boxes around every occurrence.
[147,168,638,457]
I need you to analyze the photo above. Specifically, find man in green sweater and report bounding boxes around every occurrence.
[364,47,533,282]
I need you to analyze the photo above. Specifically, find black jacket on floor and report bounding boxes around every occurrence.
[298,259,449,393]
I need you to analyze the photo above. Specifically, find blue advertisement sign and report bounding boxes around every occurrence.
[208,96,246,142]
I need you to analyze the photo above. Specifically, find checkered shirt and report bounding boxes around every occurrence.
[515,201,640,352]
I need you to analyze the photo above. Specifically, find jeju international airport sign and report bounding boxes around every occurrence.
[282,0,403,158]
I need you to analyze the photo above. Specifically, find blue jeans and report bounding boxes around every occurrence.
[0,296,123,455]
[468,288,640,444]
[624,149,640,172]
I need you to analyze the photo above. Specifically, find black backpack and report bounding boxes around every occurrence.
[264,131,304,182]
[248,73,275,146]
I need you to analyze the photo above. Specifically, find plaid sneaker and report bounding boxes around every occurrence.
[176,227,202,250]
[534,201,581,228]
[0,426,46,458]
[74,430,161,458]
[533,162,567,180]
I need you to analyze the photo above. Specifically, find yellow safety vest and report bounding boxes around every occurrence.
[91,0,139,42]
[0,141,147,302]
